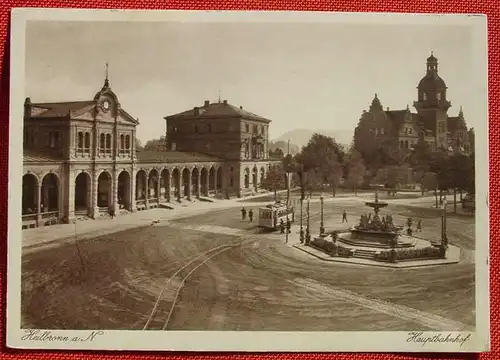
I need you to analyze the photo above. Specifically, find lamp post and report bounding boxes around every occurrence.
[299,163,304,243]
[441,195,448,249]
[300,198,304,243]
[305,197,311,245]
[320,192,325,234]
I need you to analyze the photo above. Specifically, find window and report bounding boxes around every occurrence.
[375,128,378,135]
[206,124,212,133]
[404,128,408,135]
[245,124,250,132]
[174,126,178,133]
[120,134,125,149]
[438,123,445,133]
[436,92,441,101]
[84,132,90,149]
[380,128,385,135]
[78,132,84,148]
[423,93,427,101]
[100,133,105,149]
[408,128,412,135]
[106,134,112,149]
[171,142,177,151]
[125,135,131,149]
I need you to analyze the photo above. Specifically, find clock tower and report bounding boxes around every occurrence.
[413,52,451,150]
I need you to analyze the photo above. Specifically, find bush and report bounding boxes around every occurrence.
[375,246,441,261]
[310,237,353,258]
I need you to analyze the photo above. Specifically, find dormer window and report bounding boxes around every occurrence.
[423,93,427,101]
[436,92,441,101]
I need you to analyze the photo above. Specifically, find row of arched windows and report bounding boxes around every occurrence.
[77,131,132,155]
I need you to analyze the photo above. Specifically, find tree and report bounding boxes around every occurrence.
[135,137,144,151]
[373,165,410,195]
[269,148,284,159]
[260,164,286,201]
[300,133,345,196]
[422,172,439,208]
[143,137,165,151]
[303,169,323,198]
[345,148,366,195]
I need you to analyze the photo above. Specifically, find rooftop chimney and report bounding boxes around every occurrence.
[386,107,390,111]
[194,107,200,116]
[204,100,210,107]
[223,100,228,105]
[239,105,243,109]
[24,97,31,118]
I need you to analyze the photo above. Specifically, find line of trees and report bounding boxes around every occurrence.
[260,132,475,212]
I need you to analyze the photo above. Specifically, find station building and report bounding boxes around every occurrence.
[22,75,274,229]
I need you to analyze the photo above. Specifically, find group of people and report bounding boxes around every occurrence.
[240,207,254,222]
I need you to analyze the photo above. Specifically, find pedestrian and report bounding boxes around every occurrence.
[342,210,348,223]
[241,207,247,220]
[286,218,291,234]
[280,219,285,234]
[248,209,253,222]
[110,209,115,220]
[417,219,422,232]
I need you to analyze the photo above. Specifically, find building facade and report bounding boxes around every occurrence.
[22,77,274,229]
[354,53,471,155]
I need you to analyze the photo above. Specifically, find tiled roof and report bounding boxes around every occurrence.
[165,101,271,123]
[23,149,64,162]
[30,101,95,118]
[384,110,408,135]
[137,150,223,163]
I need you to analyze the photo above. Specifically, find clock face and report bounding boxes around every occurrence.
[102,100,110,111]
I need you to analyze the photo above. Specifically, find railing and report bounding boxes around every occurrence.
[41,211,59,219]
[22,213,37,222]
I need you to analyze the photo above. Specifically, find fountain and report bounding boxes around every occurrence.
[336,188,414,249]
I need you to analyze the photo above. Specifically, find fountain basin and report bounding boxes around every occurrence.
[337,230,416,249]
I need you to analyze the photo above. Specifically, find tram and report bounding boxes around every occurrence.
[258,201,295,230]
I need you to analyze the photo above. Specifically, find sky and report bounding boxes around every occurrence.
[25,19,480,143]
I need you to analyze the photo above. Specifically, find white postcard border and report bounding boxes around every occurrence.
[7,8,490,352]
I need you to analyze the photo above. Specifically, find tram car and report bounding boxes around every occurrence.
[258,201,295,230]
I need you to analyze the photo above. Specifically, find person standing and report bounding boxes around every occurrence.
[417,219,422,232]
[241,207,247,220]
[342,210,348,223]
[280,219,285,234]
[248,209,253,222]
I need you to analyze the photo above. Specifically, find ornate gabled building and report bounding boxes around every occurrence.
[22,74,274,230]
[354,53,471,156]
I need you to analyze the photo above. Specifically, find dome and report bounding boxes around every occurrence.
[427,53,438,63]
[418,72,447,90]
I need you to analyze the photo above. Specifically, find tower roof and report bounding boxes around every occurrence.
[369,93,383,113]
[418,52,447,90]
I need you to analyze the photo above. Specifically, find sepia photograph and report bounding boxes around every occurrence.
[7,9,489,352]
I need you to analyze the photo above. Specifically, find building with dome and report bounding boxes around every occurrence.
[21,72,274,230]
[354,53,471,156]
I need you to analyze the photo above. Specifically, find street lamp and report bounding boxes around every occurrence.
[299,163,305,243]
[441,195,448,249]
[320,192,325,234]
[305,197,311,245]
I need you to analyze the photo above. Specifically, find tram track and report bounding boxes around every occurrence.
[142,239,254,331]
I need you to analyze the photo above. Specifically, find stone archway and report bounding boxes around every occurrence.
[148,169,159,203]
[136,170,147,201]
[22,174,38,215]
[41,173,59,212]
[97,171,112,211]
[160,169,170,202]
[216,167,223,191]
[75,172,91,215]
[172,168,181,202]
[209,167,215,192]
[182,168,191,199]
[117,171,131,210]
[191,168,200,198]
[200,167,209,196]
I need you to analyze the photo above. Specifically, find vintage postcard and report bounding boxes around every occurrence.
[7,8,489,352]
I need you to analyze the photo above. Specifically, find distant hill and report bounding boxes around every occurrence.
[272,128,353,150]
